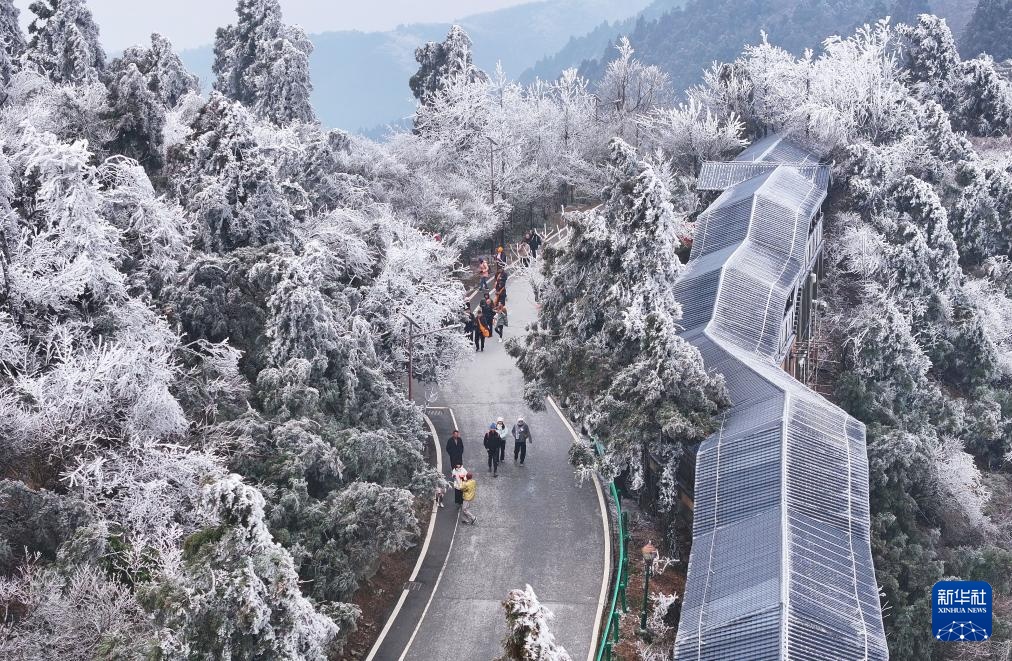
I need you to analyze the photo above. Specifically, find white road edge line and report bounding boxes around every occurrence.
[423,406,460,432]
[399,513,461,661]
[365,413,446,661]
[547,395,611,661]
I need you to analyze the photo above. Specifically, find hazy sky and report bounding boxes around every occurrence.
[13,0,533,52]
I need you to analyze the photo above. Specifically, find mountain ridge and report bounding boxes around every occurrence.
[180,0,652,132]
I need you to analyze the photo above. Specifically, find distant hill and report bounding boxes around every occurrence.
[519,0,686,83]
[180,0,653,132]
[539,0,979,98]
[960,0,1012,61]
[933,0,979,39]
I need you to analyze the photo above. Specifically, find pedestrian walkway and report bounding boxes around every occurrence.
[376,270,609,660]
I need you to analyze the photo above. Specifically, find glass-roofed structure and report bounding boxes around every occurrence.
[672,134,888,660]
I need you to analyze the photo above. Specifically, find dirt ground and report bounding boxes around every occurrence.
[609,505,687,660]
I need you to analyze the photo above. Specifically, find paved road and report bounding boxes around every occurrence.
[394,273,608,661]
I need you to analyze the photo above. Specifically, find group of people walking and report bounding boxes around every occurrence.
[466,257,509,351]
[442,232,545,525]
[518,230,542,267]
[465,231,543,352]
[442,417,534,525]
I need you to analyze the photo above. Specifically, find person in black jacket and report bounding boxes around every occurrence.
[446,430,464,470]
[527,229,542,260]
[483,424,501,477]
[480,294,494,328]
[464,310,483,352]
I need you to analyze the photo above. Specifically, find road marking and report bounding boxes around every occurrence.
[547,395,611,661]
[399,515,461,661]
[423,406,459,432]
[365,413,446,660]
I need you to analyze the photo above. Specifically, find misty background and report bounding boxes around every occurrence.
[14,0,999,134]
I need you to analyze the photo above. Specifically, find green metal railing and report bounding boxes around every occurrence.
[595,443,630,661]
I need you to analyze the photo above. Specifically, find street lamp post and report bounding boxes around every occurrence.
[399,312,458,402]
[488,136,508,252]
[639,540,658,635]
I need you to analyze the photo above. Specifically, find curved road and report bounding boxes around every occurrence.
[397,272,609,660]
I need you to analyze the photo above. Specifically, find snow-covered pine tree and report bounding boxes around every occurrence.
[950,55,1012,136]
[0,0,24,57]
[898,14,1012,137]
[409,25,488,107]
[296,130,369,214]
[112,33,199,108]
[212,0,316,125]
[0,0,24,84]
[157,473,339,659]
[25,0,105,85]
[498,584,572,661]
[146,33,199,107]
[170,92,295,252]
[897,14,961,90]
[104,63,166,171]
[950,159,1012,265]
[256,31,315,125]
[510,138,728,484]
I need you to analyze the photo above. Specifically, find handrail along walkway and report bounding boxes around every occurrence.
[594,441,629,661]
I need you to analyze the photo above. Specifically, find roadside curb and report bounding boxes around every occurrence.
[365,410,458,661]
[548,395,612,661]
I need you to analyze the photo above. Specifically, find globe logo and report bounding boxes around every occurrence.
[935,621,990,641]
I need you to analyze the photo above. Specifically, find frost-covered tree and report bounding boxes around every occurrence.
[112,33,199,108]
[599,37,671,114]
[155,474,339,659]
[409,25,488,107]
[0,123,342,660]
[950,161,1012,264]
[598,37,671,140]
[897,14,1012,137]
[0,562,154,660]
[0,0,23,56]
[509,138,728,484]
[25,0,105,85]
[0,0,24,84]
[212,0,316,125]
[98,156,190,296]
[104,62,166,170]
[949,55,1012,136]
[169,92,295,252]
[637,98,747,172]
[897,13,961,89]
[256,33,314,125]
[13,125,126,305]
[145,33,199,107]
[498,585,572,661]
[296,130,369,214]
